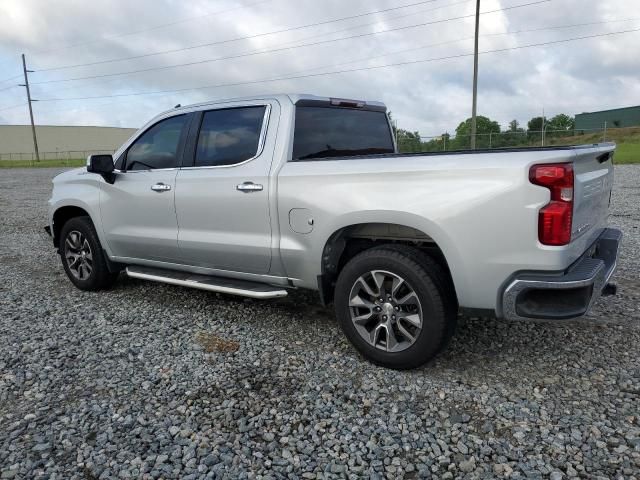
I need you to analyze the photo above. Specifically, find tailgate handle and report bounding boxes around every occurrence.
[596,152,612,163]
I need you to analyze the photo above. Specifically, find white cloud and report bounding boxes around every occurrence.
[0,0,638,136]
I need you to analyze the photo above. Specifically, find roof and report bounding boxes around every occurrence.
[0,124,136,130]
[168,93,387,116]
[576,105,640,115]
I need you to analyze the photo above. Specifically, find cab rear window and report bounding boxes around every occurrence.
[292,107,394,160]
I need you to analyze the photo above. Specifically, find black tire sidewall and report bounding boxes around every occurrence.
[59,216,112,291]
[335,248,448,369]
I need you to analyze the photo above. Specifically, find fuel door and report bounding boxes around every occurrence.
[289,208,314,234]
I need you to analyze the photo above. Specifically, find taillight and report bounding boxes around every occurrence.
[529,163,574,246]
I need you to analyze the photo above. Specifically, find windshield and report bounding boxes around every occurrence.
[292,106,395,160]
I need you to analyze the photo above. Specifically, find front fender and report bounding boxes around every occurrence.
[48,169,109,254]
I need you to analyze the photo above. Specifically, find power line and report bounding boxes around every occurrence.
[0,102,27,113]
[32,0,551,85]
[0,84,20,93]
[37,27,640,103]
[29,0,273,56]
[41,9,636,100]
[0,73,23,84]
[34,0,444,73]
[31,0,474,96]
[296,17,640,76]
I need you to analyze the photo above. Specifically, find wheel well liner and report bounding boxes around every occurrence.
[318,223,456,305]
[52,206,91,250]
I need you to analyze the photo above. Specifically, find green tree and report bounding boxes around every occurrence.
[396,129,423,152]
[547,114,575,132]
[527,116,546,132]
[496,119,526,147]
[527,116,547,142]
[421,132,450,152]
[388,111,428,153]
[452,116,501,149]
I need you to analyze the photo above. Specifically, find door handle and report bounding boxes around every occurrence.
[236,182,263,193]
[151,183,171,192]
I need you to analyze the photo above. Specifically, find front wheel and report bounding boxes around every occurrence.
[59,216,119,291]
[334,245,456,369]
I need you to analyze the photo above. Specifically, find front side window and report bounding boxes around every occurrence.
[126,115,187,171]
[195,106,266,167]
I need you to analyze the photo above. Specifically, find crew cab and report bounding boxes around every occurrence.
[47,94,622,369]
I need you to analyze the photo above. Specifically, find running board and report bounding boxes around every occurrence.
[125,266,288,299]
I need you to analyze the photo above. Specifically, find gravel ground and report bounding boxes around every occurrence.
[0,166,638,480]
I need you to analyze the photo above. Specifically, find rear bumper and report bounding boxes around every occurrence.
[501,228,622,321]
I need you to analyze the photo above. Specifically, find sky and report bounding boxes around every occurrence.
[0,0,638,136]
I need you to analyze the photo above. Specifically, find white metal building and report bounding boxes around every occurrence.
[0,125,137,160]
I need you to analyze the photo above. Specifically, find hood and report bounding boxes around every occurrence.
[52,167,88,184]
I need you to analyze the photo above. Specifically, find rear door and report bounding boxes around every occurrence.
[174,102,276,274]
[100,114,190,262]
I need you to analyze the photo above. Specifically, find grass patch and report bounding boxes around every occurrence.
[0,159,86,169]
[545,126,640,164]
[612,142,640,164]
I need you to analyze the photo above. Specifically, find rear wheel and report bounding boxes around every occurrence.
[59,216,119,291]
[334,245,456,369]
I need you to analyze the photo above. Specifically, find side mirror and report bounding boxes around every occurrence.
[87,154,115,183]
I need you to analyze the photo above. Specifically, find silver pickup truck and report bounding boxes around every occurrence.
[47,94,621,369]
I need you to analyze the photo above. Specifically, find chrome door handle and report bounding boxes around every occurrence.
[151,183,171,192]
[236,182,263,193]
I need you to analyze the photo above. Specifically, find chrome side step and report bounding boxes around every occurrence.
[126,266,288,299]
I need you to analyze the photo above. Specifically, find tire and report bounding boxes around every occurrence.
[381,244,458,350]
[59,216,119,291]
[334,245,457,369]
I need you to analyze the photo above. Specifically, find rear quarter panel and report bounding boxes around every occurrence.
[277,149,589,310]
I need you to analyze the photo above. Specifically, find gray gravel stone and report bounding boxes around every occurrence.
[1,166,639,479]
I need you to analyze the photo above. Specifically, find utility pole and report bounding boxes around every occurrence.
[20,53,40,162]
[470,0,480,150]
[541,107,545,147]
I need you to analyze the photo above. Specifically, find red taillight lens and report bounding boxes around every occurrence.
[530,163,574,246]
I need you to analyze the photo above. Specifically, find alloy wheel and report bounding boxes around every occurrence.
[64,230,93,280]
[348,270,423,352]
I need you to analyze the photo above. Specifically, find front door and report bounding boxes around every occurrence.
[100,114,190,263]
[175,103,274,274]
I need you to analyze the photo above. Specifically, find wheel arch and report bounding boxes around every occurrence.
[52,205,93,251]
[317,220,461,306]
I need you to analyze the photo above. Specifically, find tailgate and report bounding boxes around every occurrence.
[572,144,615,241]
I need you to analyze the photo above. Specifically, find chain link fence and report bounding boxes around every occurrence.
[398,126,635,153]
[0,149,116,161]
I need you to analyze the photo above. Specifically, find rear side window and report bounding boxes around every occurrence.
[292,107,394,160]
[126,115,187,171]
[195,106,266,167]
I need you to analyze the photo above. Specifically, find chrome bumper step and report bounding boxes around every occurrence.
[126,266,288,299]
[501,228,622,321]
